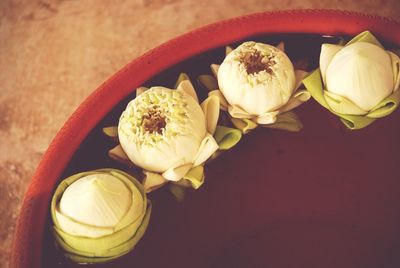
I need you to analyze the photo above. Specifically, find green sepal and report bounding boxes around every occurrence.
[213,125,242,150]
[57,202,152,264]
[182,165,204,189]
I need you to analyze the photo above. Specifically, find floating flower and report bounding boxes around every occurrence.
[303,31,400,129]
[106,75,241,193]
[200,41,310,133]
[51,169,151,263]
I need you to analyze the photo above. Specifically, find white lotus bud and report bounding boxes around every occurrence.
[217,41,296,115]
[323,42,394,111]
[51,169,150,262]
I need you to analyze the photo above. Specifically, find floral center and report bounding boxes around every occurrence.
[142,107,167,134]
[239,50,276,75]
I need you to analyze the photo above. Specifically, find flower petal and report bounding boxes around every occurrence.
[276,42,285,52]
[346,30,383,48]
[294,69,309,90]
[209,90,229,111]
[103,126,118,138]
[323,90,368,115]
[254,111,279,124]
[213,125,242,150]
[302,69,330,109]
[367,89,400,118]
[174,73,190,89]
[193,133,219,166]
[162,163,193,182]
[176,80,199,103]
[225,46,234,56]
[108,145,132,166]
[279,90,311,113]
[136,87,148,97]
[261,112,303,132]
[320,44,342,84]
[388,51,400,92]
[183,165,205,189]
[198,74,219,91]
[142,171,169,193]
[211,64,220,77]
[228,105,253,119]
[201,95,220,135]
[231,118,258,134]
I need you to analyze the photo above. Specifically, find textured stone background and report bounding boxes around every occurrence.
[0,0,399,267]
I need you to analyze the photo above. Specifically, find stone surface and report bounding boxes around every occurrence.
[0,0,399,267]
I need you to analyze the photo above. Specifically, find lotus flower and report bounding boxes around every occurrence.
[303,31,400,129]
[200,41,310,133]
[116,76,237,192]
[51,169,151,263]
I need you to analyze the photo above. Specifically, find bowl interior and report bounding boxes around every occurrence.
[40,33,400,268]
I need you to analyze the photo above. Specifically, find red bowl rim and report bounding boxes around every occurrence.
[10,9,400,268]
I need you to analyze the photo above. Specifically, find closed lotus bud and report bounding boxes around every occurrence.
[323,42,395,111]
[217,41,296,115]
[51,169,151,263]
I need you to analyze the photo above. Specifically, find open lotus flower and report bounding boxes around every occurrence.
[105,75,241,193]
[51,169,151,263]
[303,31,400,129]
[199,41,310,133]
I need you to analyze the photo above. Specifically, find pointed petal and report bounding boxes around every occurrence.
[276,42,285,52]
[254,111,279,124]
[320,44,342,84]
[102,126,118,138]
[324,90,368,115]
[176,80,198,103]
[174,73,190,89]
[198,74,219,91]
[211,64,220,77]
[228,105,253,119]
[108,145,132,166]
[261,111,303,132]
[302,69,330,110]
[136,87,148,97]
[193,133,219,166]
[294,69,309,90]
[201,95,220,135]
[209,90,229,111]
[346,30,383,48]
[162,163,193,182]
[142,171,168,193]
[279,89,311,113]
[231,118,258,134]
[226,46,234,55]
[213,125,242,150]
